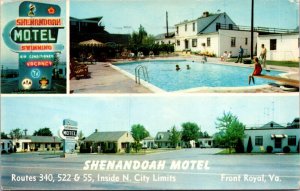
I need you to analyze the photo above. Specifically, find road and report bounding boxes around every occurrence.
[1,149,300,190]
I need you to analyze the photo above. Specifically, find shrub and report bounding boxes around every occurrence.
[266,146,273,153]
[125,143,131,153]
[246,137,253,153]
[283,146,290,153]
[235,138,245,153]
[1,150,7,154]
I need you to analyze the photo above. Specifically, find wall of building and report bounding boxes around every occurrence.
[117,132,134,152]
[176,20,198,38]
[257,33,299,61]
[244,128,300,153]
[219,30,258,57]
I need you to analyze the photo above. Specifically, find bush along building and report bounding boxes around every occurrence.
[83,130,134,153]
[243,118,300,153]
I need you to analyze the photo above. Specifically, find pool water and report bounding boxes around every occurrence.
[116,60,283,92]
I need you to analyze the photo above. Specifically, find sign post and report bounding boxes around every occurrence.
[2,1,64,91]
[59,119,78,157]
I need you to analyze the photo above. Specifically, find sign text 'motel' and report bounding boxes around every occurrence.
[59,119,78,155]
[2,1,64,91]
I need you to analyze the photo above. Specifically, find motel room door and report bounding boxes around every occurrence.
[185,39,189,49]
[274,138,282,150]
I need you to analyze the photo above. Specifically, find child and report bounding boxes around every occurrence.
[249,57,262,85]
[176,65,180,71]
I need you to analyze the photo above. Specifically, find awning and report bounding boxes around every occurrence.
[271,134,287,138]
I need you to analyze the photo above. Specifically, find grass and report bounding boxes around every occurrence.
[227,58,299,68]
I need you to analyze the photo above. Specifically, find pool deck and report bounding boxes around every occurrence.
[70,56,299,94]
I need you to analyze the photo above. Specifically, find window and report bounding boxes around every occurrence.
[274,138,282,148]
[231,37,236,47]
[270,39,277,50]
[35,143,40,148]
[192,39,197,47]
[177,40,180,46]
[193,22,195,32]
[245,38,248,45]
[216,22,220,30]
[176,26,179,34]
[207,37,211,47]
[16,142,20,148]
[51,143,56,147]
[288,136,296,146]
[1,143,4,149]
[185,24,187,31]
[255,136,263,146]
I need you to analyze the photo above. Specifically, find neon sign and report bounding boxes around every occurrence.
[2,1,65,91]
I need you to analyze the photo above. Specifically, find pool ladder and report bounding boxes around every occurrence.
[135,65,149,84]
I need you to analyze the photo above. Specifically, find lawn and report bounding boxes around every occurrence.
[227,58,299,68]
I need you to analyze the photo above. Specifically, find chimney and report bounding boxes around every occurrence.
[203,11,209,17]
[95,129,98,133]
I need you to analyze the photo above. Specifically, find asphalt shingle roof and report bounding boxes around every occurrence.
[85,131,129,142]
[22,136,62,143]
[155,132,171,142]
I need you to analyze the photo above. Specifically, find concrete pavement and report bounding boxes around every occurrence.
[1,149,300,190]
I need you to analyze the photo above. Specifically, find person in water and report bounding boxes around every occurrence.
[249,57,262,85]
[187,65,190,70]
[176,65,180,71]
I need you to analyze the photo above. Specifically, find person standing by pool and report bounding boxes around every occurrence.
[235,46,244,63]
[186,65,190,70]
[260,44,267,69]
[249,57,262,85]
[176,65,181,71]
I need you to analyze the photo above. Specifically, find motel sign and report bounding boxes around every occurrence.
[2,1,64,91]
[59,119,79,154]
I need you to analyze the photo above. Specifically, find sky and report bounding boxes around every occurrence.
[1,94,299,137]
[0,0,67,69]
[70,0,299,35]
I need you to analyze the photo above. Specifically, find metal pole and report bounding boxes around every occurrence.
[251,0,254,59]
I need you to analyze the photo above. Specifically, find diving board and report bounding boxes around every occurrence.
[255,75,299,87]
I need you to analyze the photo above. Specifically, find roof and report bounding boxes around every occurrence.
[22,136,62,143]
[70,16,103,22]
[155,132,171,142]
[260,121,285,129]
[155,32,175,40]
[85,131,131,142]
[143,136,155,140]
[197,13,221,33]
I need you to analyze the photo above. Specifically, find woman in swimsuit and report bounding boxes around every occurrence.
[249,57,262,85]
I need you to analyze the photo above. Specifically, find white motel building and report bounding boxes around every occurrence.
[156,11,299,61]
[243,118,300,153]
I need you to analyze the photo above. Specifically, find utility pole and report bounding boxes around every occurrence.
[166,11,169,37]
[251,0,254,59]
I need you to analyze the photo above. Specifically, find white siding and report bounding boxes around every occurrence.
[257,33,299,61]
[219,30,258,57]
[244,128,300,153]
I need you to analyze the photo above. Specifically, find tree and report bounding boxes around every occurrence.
[215,112,245,153]
[1,132,9,139]
[33,127,53,136]
[131,124,150,152]
[77,130,85,146]
[9,128,23,140]
[247,136,253,153]
[181,122,200,147]
[169,126,181,148]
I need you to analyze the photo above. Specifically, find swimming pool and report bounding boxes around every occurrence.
[115,60,283,92]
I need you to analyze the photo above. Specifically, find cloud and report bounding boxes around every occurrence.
[289,0,299,4]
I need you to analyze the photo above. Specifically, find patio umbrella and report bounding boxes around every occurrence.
[78,39,105,47]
